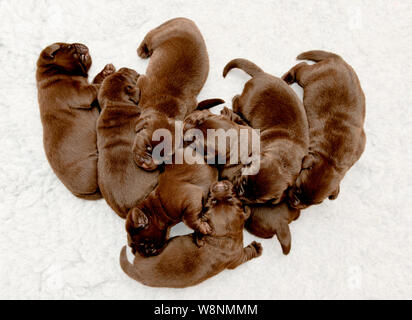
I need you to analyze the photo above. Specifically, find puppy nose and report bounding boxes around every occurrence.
[73,43,89,54]
[212,181,229,193]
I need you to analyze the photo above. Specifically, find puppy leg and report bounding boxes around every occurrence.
[227,241,263,269]
[182,187,212,235]
[221,107,249,126]
[93,63,116,84]
[282,62,310,86]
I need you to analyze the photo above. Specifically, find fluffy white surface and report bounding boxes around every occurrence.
[1,0,411,300]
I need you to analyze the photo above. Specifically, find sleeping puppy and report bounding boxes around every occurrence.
[36,43,115,200]
[120,180,263,288]
[132,18,223,171]
[282,51,366,209]
[126,148,218,257]
[245,203,300,255]
[97,68,159,219]
[183,107,256,182]
[223,59,309,205]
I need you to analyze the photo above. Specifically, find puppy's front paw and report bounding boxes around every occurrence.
[197,221,212,235]
[250,241,263,256]
[102,63,116,77]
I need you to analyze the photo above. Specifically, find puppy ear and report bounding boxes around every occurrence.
[43,44,61,59]
[302,154,315,170]
[275,222,292,255]
[128,208,149,230]
[244,206,252,220]
[329,185,340,200]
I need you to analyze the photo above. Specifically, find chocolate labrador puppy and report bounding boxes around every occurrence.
[282,51,366,209]
[223,58,309,205]
[97,68,159,219]
[120,180,263,288]
[126,148,218,257]
[36,42,114,200]
[132,18,222,171]
[245,203,300,255]
[183,107,257,182]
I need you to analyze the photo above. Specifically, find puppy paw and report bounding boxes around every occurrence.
[102,63,116,76]
[137,43,151,58]
[197,221,212,235]
[250,241,263,257]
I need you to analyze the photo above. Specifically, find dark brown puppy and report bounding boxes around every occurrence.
[120,180,263,288]
[36,43,114,200]
[126,148,218,257]
[184,107,256,182]
[245,203,300,255]
[282,51,366,209]
[97,68,159,218]
[132,18,219,171]
[223,59,309,205]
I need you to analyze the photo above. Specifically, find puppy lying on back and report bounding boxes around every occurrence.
[132,18,223,171]
[126,148,218,257]
[245,203,300,255]
[120,181,263,288]
[223,59,309,205]
[97,68,159,219]
[36,43,114,200]
[282,51,366,209]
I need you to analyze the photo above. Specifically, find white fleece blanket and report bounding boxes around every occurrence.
[1,0,411,300]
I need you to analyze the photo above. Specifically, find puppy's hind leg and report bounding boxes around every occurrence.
[182,187,212,235]
[227,241,263,270]
[282,62,310,86]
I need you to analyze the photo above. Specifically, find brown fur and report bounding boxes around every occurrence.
[36,43,114,200]
[184,107,256,183]
[97,68,159,218]
[245,203,300,255]
[223,59,309,204]
[132,18,215,171]
[125,148,218,257]
[120,181,262,288]
[282,51,366,209]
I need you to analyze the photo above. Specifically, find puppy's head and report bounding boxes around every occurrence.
[133,113,176,171]
[98,68,140,106]
[125,207,169,257]
[288,154,341,209]
[202,181,249,237]
[38,43,92,77]
[234,158,287,205]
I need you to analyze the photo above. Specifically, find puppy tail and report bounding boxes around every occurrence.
[223,58,264,78]
[197,98,225,110]
[297,50,340,62]
[120,246,142,282]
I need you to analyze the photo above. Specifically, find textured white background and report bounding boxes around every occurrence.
[1,0,411,300]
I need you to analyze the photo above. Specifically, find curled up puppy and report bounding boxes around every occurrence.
[120,180,263,288]
[36,42,115,200]
[282,51,366,209]
[125,148,218,257]
[132,18,223,171]
[223,59,310,205]
[97,68,159,218]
